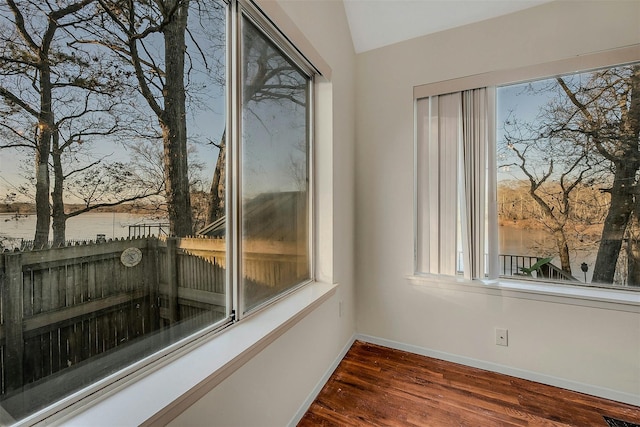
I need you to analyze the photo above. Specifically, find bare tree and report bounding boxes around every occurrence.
[499,64,640,285]
[556,65,640,284]
[501,115,599,274]
[94,0,223,237]
[0,0,163,246]
[0,0,96,246]
[125,138,207,228]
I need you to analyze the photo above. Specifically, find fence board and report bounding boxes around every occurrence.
[22,289,148,334]
[74,263,81,305]
[51,329,60,375]
[87,263,96,301]
[16,239,148,265]
[3,253,24,392]
[23,268,33,317]
[65,263,74,307]
[41,268,51,313]
[164,238,179,324]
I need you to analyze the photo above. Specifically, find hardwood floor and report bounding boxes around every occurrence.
[298,341,640,426]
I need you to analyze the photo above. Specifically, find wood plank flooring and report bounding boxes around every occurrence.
[298,340,640,426]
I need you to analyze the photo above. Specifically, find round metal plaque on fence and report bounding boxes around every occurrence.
[121,247,143,267]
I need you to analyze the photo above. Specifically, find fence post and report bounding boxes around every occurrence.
[166,237,179,324]
[3,253,24,392]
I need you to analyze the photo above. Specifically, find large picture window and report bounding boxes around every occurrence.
[0,0,314,423]
[497,63,639,287]
[416,57,640,291]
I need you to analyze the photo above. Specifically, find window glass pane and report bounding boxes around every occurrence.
[241,18,310,314]
[0,1,228,420]
[497,63,640,288]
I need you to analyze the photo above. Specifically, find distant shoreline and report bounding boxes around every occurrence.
[0,203,159,215]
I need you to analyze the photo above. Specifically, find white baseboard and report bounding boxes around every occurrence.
[288,334,357,426]
[356,334,640,407]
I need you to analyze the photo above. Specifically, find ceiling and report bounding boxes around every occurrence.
[343,0,553,53]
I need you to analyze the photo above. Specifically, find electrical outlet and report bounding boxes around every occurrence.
[495,328,508,346]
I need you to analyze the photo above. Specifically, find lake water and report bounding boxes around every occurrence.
[500,225,550,255]
[500,225,597,283]
[0,214,599,282]
[0,212,161,242]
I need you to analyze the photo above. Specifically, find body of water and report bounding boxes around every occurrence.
[0,212,161,242]
[500,225,597,283]
[0,215,601,282]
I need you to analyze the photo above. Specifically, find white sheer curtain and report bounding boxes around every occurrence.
[416,93,460,276]
[460,88,488,279]
[416,88,497,279]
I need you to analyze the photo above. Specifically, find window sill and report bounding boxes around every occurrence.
[407,274,640,313]
[47,281,337,427]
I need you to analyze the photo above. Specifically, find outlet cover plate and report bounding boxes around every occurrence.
[496,328,508,346]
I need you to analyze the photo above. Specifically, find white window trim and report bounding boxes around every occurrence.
[414,44,640,99]
[407,274,640,313]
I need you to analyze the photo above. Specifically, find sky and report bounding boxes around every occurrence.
[496,78,555,183]
[0,2,228,204]
[0,1,308,205]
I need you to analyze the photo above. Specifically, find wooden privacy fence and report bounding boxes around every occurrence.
[0,238,158,395]
[157,237,227,326]
[0,236,225,406]
[0,234,305,419]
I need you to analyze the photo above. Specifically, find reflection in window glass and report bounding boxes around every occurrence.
[0,1,228,421]
[241,18,310,313]
[497,63,640,288]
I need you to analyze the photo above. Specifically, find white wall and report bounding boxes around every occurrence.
[169,0,356,425]
[355,0,640,404]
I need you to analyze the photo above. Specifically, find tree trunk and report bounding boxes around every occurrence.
[161,0,192,237]
[526,184,573,275]
[33,66,53,249]
[626,223,640,286]
[592,67,640,284]
[592,162,637,283]
[624,66,640,287]
[206,129,226,225]
[51,138,66,247]
[34,135,51,248]
[553,229,572,275]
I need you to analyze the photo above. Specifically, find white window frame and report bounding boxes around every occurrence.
[412,45,640,311]
[234,0,317,319]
